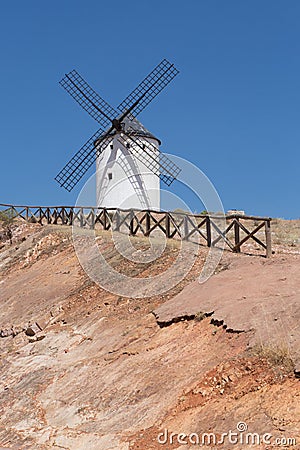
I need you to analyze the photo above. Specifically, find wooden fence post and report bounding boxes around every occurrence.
[102,208,107,230]
[80,208,84,228]
[69,208,74,226]
[129,210,134,236]
[145,211,151,236]
[165,214,171,239]
[183,215,189,240]
[115,209,120,232]
[90,208,95,229]
[38,208,42,224]
[53,209,57,225]
[265,219,272,258]
[234,218,241,253]
[206,216,211,247]
[46,208,51,224]
[61,207,65,225]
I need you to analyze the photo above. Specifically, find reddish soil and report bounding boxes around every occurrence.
[0,220,299,449]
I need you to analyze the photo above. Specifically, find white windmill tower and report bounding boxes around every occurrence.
[95,117,161,210]
[55,60,181,210]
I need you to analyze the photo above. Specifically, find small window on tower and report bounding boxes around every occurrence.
[108,172,112,180]
[126,143,130,148]
[110,144,113,149]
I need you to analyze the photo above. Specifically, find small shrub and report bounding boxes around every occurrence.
[194,311,206,322]
[0,208,17,245]
[251,343,294,373]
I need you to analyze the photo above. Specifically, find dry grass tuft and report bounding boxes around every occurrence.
[251,343,295,373]
[194,311,206,322]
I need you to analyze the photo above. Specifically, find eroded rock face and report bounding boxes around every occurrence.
[0,223,299,449]
[154,254,300,364]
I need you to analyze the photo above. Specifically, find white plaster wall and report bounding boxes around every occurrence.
[96,134,160,210]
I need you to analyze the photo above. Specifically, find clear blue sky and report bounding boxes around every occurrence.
[0,1,299,218]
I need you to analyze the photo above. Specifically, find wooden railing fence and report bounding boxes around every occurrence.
[0,203,272,257]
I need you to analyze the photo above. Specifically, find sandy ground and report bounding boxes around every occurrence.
[0,220,299,449]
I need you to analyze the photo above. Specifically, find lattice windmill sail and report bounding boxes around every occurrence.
[55,59,180,210]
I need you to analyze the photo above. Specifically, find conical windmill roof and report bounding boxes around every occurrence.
[122,116,161,145]
[95,117,161,146]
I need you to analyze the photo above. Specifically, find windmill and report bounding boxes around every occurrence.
[55,59,181,210]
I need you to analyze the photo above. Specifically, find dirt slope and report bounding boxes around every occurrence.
[0,221,299,449]
[154,253,300,366]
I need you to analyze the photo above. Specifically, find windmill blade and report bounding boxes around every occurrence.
[117,59,179,119]
[60,70,118,129]
[55,129,112,192]
[119,132,181,186]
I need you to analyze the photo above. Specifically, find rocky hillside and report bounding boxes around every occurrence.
[0,219,299,449]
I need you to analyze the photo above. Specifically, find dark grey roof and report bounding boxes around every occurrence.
[95,116,161,146]
[122,116,161,144]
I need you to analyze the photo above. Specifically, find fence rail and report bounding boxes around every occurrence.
[0,203,272,257]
